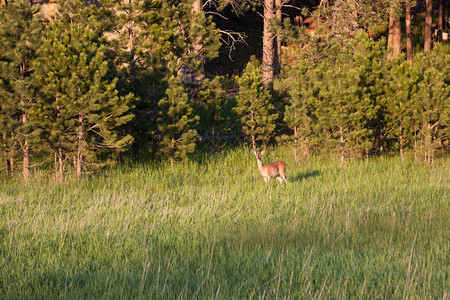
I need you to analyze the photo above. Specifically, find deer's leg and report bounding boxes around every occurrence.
[280,170,288,184]
[276,176,283,185]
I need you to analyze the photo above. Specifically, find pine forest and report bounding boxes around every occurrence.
[0,0,449,299]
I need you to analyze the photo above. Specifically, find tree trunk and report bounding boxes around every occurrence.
[405,1,413,64]
[210,127,216,154]
[379,119,384,159]
[76,113,83,179]
[263,0,275,86]
[392,17,402,57]
[293,124,298,162]
[387,3,394,52]
[438,0,444,30]
[6,159,10,177]
[250,110,256,150]
[19,62,31,181]
[273,0,282,77]
[22,110,30,181]
[339,125,345,167]
[424,0,433,53]
[414,129,418,162]
[3,133,10,177]
[10,135,15,177]
[23,139,30,181]
[128,0,136,84]
[170,136,175,169]
[399,122,404,161]
[58,143,64,180]
[388,2,402,58]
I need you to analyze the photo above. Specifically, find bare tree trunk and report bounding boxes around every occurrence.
[76,113,83,179]
[339,125,345,167]
[424,0,433,53]
[273,0,282,77]
[426,122,434,164]
[19,62,31,181]
[379,120,384,159]
[21,111,30,181]
[414,128,418,162]
[10,134,15,177]
[388,1,402,58]
[250,110,256,150]
[380,138,384,159]
[392,17,402,56]
[170,136,175,169]
[405,1,413,64]
[387,3,395,52]
[293,124,298,162]
[263,0,275,86]
[23,139,30,180]
[210,127,216,154]
[399,122,404,161]
[128,0,136,84]
[438,0,444,30]
[3,133,10,177]
[6,159,10,177]
[58,143,64,180]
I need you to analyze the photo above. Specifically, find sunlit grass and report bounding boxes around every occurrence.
[0,147,449,298]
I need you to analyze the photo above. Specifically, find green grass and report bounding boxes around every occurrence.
[1,147,449,299]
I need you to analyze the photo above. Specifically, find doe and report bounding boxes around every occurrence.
[252,150,288,186]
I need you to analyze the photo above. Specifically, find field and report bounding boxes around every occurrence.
[0,148,449,299]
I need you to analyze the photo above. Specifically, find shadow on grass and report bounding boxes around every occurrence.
[291,170,320,182]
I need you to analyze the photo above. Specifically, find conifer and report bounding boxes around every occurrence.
[383,57,418,160]
[281,63,317,161]
[33,19,133,179]
[157,76,198,168]
[195,77,228,153]
[0,1,41,180]
[412,47,449,163]
[234,56,277,150]
[314,33,378,164]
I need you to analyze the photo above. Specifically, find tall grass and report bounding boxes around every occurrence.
[0,147,449,299]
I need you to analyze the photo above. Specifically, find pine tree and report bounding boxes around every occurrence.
[0,1,41,180]
[157,76,198,168]
[314,33,378,165]
[103,0,165,157]
[195,76,228,153]
[383,57,419,160]
[412,47,449,163]
[234,56,277,150]
[103,0,220,157]
[281,63,317,162]
[33,20,133,179]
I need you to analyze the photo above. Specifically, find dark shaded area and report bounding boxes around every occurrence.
[291,169,320,182]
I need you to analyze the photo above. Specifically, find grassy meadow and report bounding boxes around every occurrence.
[0,147,449,299]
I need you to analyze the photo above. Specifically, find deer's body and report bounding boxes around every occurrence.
[253,150,288,186]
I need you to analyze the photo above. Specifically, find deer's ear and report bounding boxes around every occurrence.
[261,150,265,155]
[252,150,257,155]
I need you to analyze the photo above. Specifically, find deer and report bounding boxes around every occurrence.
[252,150,288,187]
